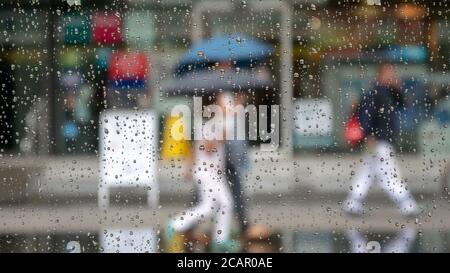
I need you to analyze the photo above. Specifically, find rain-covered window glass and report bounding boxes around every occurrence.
[0,0,449,255]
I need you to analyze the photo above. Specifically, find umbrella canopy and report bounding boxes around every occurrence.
[162,69,273,96]
[176,33,273,75]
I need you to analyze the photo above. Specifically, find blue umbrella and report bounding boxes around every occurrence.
[176,33,273,74]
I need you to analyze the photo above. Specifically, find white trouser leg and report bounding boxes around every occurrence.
[171,173,234,244]
[211,177,234,244]
[374,141,411,203]
[345,141,418,215]
[171,196,213,233]
[348,154,375,201]
[343,152,376,214]
[171,175,215,233]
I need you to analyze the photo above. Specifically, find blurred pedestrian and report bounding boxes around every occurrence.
[343,63,419,217]
[217,92,251,237]
[165,138,239,252]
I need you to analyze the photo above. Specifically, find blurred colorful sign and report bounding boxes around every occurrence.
[160,115,190,160]
[60,72,82,89]
[386,46,428,63]
[108,51,149,88]
[95,47,112,70]
[74,85,93,124]
[125,12,156,49]
[92,12,122,45]
[62,121,79,139]
[64,14,90,45]
[59,48,84,68]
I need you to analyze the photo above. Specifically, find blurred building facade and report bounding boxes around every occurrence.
[0,0,448,156]
[0,0,448,203]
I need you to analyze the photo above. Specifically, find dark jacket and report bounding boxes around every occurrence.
[358,85,404,143]
[225,140,249,172]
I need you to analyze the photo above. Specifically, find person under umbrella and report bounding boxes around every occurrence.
[217,91,251,238]
[164,122,240,253]
[175,33,272,76]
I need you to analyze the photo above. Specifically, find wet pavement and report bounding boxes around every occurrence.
[0,200,449,253]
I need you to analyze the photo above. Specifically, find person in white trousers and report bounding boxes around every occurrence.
[343,139,419,216]
[165,139,238,252]
[343,64,419,217]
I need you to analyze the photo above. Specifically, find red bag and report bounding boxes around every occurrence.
[108,51,149,81]
[344,113,364,146]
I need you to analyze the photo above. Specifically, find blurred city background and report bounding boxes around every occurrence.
[0,0,449,252]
